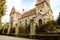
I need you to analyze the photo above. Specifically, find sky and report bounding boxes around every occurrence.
[2,0,60,23]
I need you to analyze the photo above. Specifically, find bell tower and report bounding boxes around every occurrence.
[36,0,44,3]
[36,0,50,6]
[35,0,52,15]
[35,0,53,23]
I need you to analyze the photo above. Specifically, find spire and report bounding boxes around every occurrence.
[12,6,15,10]
[22,3,25,12]
[12,6,16,12]
[22,8,24,12]
[22,7,25,14]
[10,6,16,15]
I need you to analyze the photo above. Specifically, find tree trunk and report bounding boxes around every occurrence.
[0,17,2,29]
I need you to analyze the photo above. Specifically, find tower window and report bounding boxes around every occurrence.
[40,10,42,12]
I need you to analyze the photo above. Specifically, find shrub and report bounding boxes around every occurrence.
[4,28,8,34]
[0,29,3,34]
[36,24,48,34]
[36,20,58,34]
[10,27,15,33]
[19,26,25,34]
[57,12,60,25]
[25,24,30,34]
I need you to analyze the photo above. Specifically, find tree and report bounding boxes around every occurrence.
[36,20,57,34]
[3,22,9,29]
[0,0,7,29]
[2,22,9,34]
[57,12,60,25]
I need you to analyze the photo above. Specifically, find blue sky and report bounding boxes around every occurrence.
[2,0,60,23]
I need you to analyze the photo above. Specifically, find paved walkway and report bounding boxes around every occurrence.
[0,35,37,40]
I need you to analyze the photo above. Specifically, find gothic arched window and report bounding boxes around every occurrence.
[39,19,42,24]
[20,21,21,25]
[40,10,42,12]
[25,19,27,27]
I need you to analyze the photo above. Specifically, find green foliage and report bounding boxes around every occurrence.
[55,25,60,29]
[1,22,9,34]
[0,18,2,29]
[10,27,15,33]
[0,0,7,17]
[36,20,57,34]
[25,24,30,34]
[57,12,60,25]
[18,24,30,34]
[4,28,8,34]
[0,29,3,34]
[0,0,7,29]
[36,12,60,34]
[19,26,25,34]
[3,22,9,29]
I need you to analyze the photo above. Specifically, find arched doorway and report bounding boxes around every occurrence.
[39,19,42,25]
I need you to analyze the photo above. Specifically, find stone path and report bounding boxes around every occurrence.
[0,35,37,40]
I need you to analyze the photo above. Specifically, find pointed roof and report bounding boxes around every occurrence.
[10,6,16,16]
[11,6,16,11]
[22,8,25,12]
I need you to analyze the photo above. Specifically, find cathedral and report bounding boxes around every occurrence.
[8,0,54,34]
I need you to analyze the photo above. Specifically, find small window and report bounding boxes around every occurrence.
[11,17,13,21]
[39,19,42,24]
[25,19,27,27]
[15,23,17,26]
[20,21,21,24]
[40,10,42,12]
[11,17,13,19]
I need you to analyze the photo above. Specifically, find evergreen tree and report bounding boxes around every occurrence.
[0,0,7,29]
[57,12,60,25]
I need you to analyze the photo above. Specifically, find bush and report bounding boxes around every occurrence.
[0,29,3,34]
[4,28,8,34]
[10,27,15,33]
[56,12,60,25]
[36,20,58,34]
[19,26,25,34]
[25,24,30,34]
[36,24,47,34]
[18,24,30,34]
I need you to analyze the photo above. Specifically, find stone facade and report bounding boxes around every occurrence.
[8,0,53,34]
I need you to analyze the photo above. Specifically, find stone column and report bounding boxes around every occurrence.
[7,24,11,34]
[30,19,36,35]
[30,19,36,39]
[7,18,11,34]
